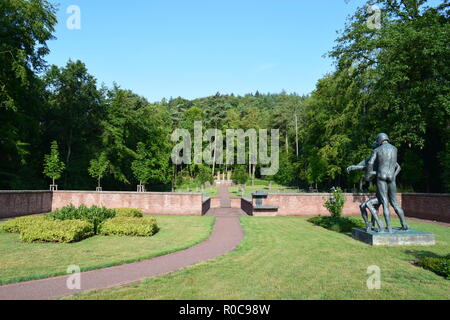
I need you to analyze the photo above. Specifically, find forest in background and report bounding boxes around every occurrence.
[1,0,449,192]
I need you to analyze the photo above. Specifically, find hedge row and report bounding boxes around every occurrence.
[115,208,144,218]
[19,219,94,243]
[1,216,46,233]
[1,205,156,243]
[417,255,450,279]
[99,217,159,237]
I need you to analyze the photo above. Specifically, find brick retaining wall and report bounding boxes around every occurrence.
[401,193,450,223]
[261,193,449,222]
[0,191,448,222]
[51,191,203,216]
[0,191,52,219]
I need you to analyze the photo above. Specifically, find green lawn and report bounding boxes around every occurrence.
[0,215,215,285]
[175,184,218,197]
[229,180,301,198]
[69,217,449,300]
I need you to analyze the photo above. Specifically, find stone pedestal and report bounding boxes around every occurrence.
[352,228,435,246]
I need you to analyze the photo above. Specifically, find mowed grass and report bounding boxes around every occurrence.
[229,180,301,198]
[0,215,215,285]
[69,217,449,300]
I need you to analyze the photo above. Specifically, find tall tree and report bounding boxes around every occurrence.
[43,141,65,186]
[0,0,57,189]
[44,60,104,189]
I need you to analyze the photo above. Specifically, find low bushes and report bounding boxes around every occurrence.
[47,204,116,233]
[308,216,365,233]
[19,219,94,243]
[417,255,450,279]
[1,216,46,233]
[1,205,158,243]
[99,217,159,237]
[115,208,144,218]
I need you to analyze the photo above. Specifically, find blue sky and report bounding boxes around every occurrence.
[46,0,370,102]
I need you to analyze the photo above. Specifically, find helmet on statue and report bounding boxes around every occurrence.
[376,133,390,145]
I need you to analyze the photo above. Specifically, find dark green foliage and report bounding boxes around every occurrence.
[48,204,116,234]
[0,0,57,189]
[0,0,448,193]
[273,153,295,186]
[308,216,365,233]
[323,187,346,218]
[417,255,450,279]
[195,164,214,186]
[19,219,94,243]
[232,166,249,185]
[99,217,159,237]
[115,208,144,218]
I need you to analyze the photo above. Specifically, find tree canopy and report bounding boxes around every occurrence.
[0,0,448,193]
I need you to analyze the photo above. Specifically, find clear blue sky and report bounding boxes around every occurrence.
[46,0,369,102]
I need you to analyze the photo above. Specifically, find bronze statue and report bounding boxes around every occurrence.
[348,133,409,233]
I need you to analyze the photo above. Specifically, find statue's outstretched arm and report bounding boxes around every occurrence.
[347,159,367,173]
[347,165,365,173]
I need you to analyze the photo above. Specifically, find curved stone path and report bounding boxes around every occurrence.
[0,199,244,300]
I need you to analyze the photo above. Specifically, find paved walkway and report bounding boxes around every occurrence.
[0,216,244,300]
[205,184,248,217]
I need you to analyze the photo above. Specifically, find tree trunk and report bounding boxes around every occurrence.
[295,114,299,157]
[286,132,289,154]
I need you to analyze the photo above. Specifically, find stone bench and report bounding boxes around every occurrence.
[252,205,279,216]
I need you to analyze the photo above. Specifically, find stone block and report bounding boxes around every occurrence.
[352,228,435,246]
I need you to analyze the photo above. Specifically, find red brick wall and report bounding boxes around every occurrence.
[210,197,241,209]
[51,192,203,216]
[0,191,448,222]
[262,193,403,217]
[0,191,52,219]
[401,193,450,223]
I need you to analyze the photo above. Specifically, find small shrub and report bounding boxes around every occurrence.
[48,204,116,234]
[417,255,450,279]
[308,216,365,233]
[20,219,94,243]
[115,208,144,218]
[1,216,46,233]
[232,165,249,185]
[99,217,159,237]
[324,187,346,218]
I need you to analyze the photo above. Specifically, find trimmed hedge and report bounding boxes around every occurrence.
[1,216,46,234]
[308,216,365,233]
[19,219,94,243]
[417,255,450,279]
[99,217,159,237]
[115,208,144,218]
[47,204,116,234]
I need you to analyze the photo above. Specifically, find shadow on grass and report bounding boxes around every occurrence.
[404,250,444,260]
